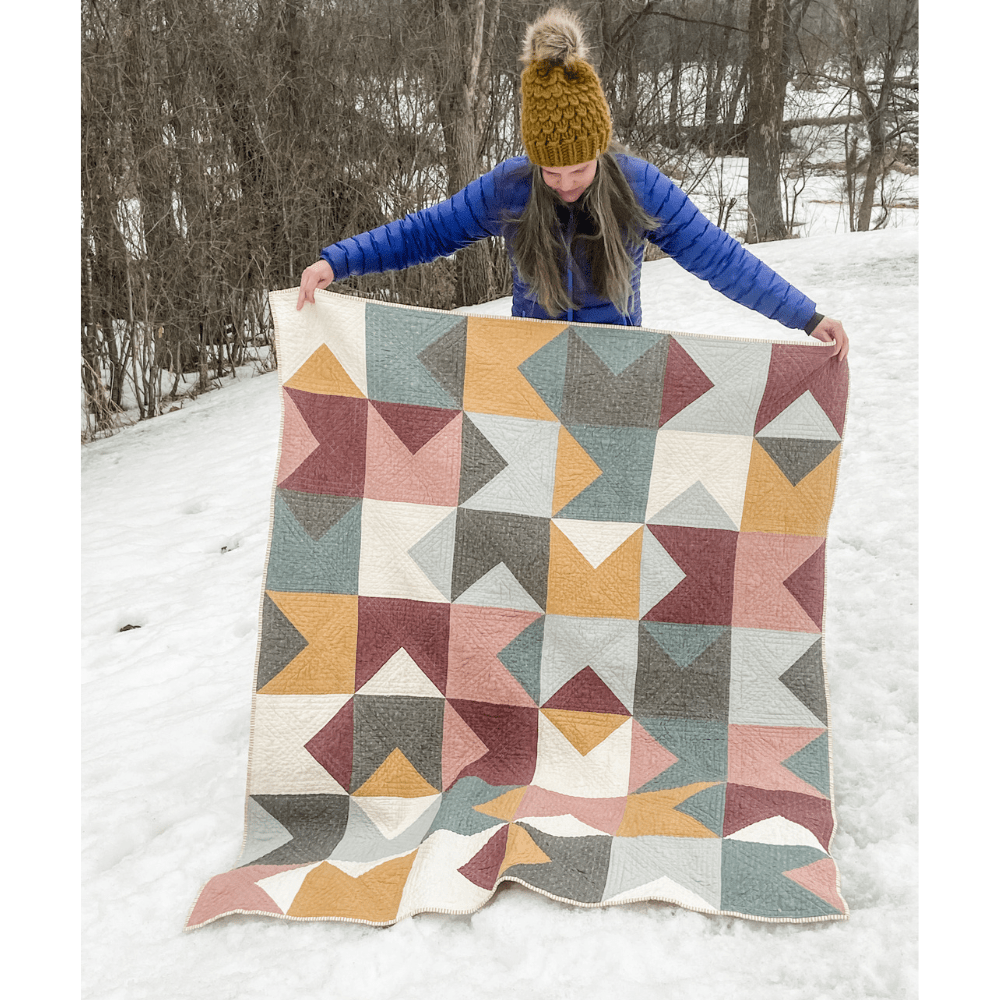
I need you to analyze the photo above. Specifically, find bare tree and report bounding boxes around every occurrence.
[746,0,789,242]
[833,0,918,231]
[426,0,510,308]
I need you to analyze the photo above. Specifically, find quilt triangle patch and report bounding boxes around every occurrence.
[279,391,368,497]
[355,599,451,693]
[370,400,459,455]
[286,853,417,921]
[783,546,826,629]
[551,518,643,568]
[238,796,295,865]
[728,725,827,798]
[641,524,738,627]
[540,709,630,755]
[543,666,630,715]
[633,718,729,789]
[552,426,603,515]
[453,561,544,612]
[417,318,467,407]
[723,785,834,848]
[628,720,680,792]
[303,700,354,790]
[617,785,720,838]
[275,390,321,486]
[353,793,441,841]
[356,648,444,699]
[781,732,831,797]
[724,814,825,851]
[458,413,509,504]
[285,344,365,397]
[660,338,714,425]
[755,344,848,437]
[441,701,490,790]
[354,748,439,798]
[673,781,726,835]
[496,617,545,704]
[647,480,738,531]
[782,857,846,913]
[572,325,663,376]
[721,841,840,918]
[444,630,538,708]
[500,823,551,873]
[555,425,658,523]
[459,826,510,888]
[778,640,828,725]
[266,499,362,596]
[446,700,539,787]
[518,330,569,417]
[405,511,457,602]
[641,622,727,668]
[246,794,351,865]
[256,595,309,690]
[516,786,628,836]
[366,302,464,408]
[755,437,840,487]
[634,624,730,722]
[473,786,529,822]
[277,490,361,542]
[756,390,841,441]
[463,315,563,421]
[452,509,551,611]
[639,526,687,618]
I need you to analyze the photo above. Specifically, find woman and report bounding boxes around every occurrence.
[296,7,848,360]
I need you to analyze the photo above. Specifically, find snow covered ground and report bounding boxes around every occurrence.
[82,227,917,999]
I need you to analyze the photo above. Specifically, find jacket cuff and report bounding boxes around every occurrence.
[804,311,824,336]
[320,245,348,281]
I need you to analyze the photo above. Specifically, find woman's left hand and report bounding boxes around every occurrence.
[811,317,849,360]
[297,259,335,310]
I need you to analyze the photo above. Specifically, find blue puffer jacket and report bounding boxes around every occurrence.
[321,154,817,330]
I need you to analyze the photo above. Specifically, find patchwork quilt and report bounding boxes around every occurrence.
[187,289,850,928]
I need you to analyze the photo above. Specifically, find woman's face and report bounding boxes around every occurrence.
[540,159,598,203]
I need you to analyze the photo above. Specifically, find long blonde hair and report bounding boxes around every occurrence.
[511,150,660,318]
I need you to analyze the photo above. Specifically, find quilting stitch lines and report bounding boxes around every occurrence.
[187,291,849,929]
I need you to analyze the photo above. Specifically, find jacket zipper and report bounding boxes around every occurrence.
[566,207,574,323]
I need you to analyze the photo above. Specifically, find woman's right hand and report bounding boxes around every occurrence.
[296,259,335,310]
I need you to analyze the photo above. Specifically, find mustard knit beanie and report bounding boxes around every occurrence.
[519,8,612,167]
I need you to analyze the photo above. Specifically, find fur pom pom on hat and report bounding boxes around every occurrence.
[519,7,612,167]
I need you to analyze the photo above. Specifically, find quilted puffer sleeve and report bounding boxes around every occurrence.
[320,161,516,280]
[629,158,817,331]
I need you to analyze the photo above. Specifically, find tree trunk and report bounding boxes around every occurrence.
[783,0,812,88]
[834,0,880,231]
[430,0,499,308]
[834,0,914,232]
[746,0,788,242]
[721,62,748,154]
[704,29,731,152]
[667,52,682,147]
[120,0,176,298]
